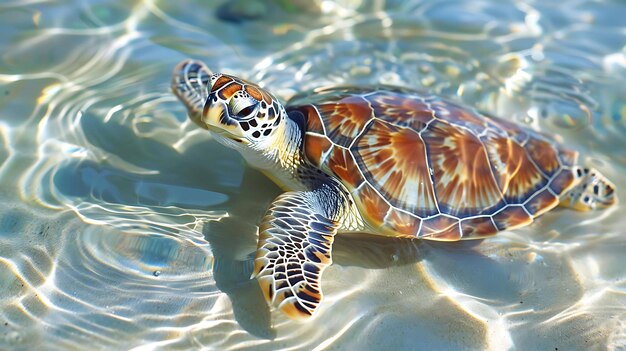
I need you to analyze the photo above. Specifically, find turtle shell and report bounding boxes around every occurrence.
[287,86,579,240]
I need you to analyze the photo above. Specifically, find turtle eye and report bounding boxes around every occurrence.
[237,104,257,117]
[230,95,259,120]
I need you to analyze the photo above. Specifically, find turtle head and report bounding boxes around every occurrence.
[203,74,286,146]
[172,60,286,147]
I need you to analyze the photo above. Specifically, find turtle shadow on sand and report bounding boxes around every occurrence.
[333,231,484,268]
[201,167,277,338]
[204,168,491,338]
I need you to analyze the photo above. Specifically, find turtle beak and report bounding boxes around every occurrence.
[202,101,247,142]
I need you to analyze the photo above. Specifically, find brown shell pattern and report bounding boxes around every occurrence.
[287,87,579,240]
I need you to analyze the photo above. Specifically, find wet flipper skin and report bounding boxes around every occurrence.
[560,167,617,211]
[171,60,213,123]
[254,191,339,319]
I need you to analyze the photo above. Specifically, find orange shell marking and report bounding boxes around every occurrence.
[245,85,263,101]
[422,120,503,216]
[354,119,438,217]
[353,183,390,227]
[483,132,548,203]
[385,208,421,236]
[318,95,372,147]
[492,206,533,230]
[430,100,488,135]
[525,137,560,176]
[524,188,559,216]
[304,133,332,168]
[218,82,242,100]
[212,75,232,91]
[549,168,576,195]
[421,215,461,241]
[303,105,326,134]
[366,92,433,131]
[460,216,498,238]
[327,147,364,189]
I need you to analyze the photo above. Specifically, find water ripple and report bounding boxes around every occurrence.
[0,0,624,350]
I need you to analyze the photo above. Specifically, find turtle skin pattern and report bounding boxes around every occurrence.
[287,86,580,241]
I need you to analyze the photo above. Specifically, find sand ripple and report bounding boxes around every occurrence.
[0,0,624,350]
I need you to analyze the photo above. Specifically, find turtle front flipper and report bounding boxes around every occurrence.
[254,191,340,320]
[171,60,213,125]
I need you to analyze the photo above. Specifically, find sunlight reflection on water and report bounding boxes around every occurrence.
[0,0,624,350]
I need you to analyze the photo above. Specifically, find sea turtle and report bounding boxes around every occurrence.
[171,59,617,319]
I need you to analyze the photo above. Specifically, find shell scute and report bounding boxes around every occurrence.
[460,216,498,239]
[288,105,325,134]
[492,206,533,230]
[326,147,364,189]
[419,215,461,241]
[524,188,559,216]
[317,95,373,147]
[304,133,332,168]
[422,120,504,216]
[384,209,421,236]
[430,99,488,135]
[364,92,433,131]
[525,137,560,177]
[482,131,548,204]
[549,168,576,195]
[557,147,578,167]
[353,183,389,227]
[487,115,530,144]
[353,119,438,217]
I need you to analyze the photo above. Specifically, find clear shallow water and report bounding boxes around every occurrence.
[0,0,625,349]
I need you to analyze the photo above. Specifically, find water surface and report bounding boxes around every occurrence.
[0,0,625,350]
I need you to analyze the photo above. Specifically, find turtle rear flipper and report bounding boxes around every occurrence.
[254,190,340,319]
[560,167,617,211]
